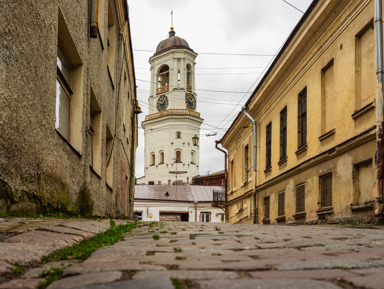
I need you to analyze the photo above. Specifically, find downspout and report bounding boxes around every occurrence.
[90,0,98,38]
[242,106,258,224]
[215,140,228,222]
[375,0,384,216]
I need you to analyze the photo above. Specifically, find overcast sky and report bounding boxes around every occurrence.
[129,0,313,179]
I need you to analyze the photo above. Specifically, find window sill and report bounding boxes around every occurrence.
[352,102,375,120]
[350,201,374,212]
[295,145,307,156]
[293,211,306,219]
[262,218,270,224]
[55,129,81,158]
[278,157,287,166]
[319,129,335,142]
[89,165,101,179]
[275,215,286,222]
[316,206,333,215]
[264,167,272,174]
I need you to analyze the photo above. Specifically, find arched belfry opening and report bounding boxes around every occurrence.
[157,65,169,94]
[186,64,192,92]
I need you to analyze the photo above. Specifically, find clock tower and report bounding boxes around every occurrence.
[140,27,203,185]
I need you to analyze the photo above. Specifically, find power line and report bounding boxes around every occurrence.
[136,78,252,94]
[134,49,275,57]
[135,66,266,70]
[282,0,305,13]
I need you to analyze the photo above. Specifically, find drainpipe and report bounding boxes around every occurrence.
[242,106,258,224]
[375,0,384,216]
[90,0,98,38]
[215,140,228,221]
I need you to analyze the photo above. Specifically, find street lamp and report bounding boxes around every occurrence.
[192,135,199,146]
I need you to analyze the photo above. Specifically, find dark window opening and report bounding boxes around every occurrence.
[320,173,332,207]
[298,88,307,149]
[280,107,287,161]
[266,123,272,169]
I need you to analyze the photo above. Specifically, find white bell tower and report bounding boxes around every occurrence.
[140,27,203,185]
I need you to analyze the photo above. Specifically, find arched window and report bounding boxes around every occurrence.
[191,150,195,164]
[176,131,181,139]
[175,150,182,163]
[159,151,164,164]
[150,153,155,166]
[157,65,169,94]
[186,64,192,92]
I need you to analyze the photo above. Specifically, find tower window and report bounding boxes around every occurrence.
[176,131,181,139]
[175,151,182,163]
[191,150,195,164]
[150,153,155,166]
[186,64,192,92]
[157,65,169,94]
[159,151,164,164]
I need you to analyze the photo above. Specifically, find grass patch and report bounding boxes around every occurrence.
[42,220,138,262]
[170,232,177,235]
[171,278,183,289]
[170,240,177,243]
[152,234,160,240]
[175,256,185,260]
[181,228,186,231]
[189,234,195,240]
[11,264,24,275]
[173,247,182,253]
[215,227,220,231]
[160,231,168,234]
[218,232,224,234]
[37,264,70,289]
[146,251,155,256]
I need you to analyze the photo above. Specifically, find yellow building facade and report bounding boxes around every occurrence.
[221,0,382,224]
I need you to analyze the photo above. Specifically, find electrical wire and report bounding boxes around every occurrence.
[282,0,305,13]
[134,49,275,57]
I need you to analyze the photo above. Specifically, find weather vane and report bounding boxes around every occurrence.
[171,10,174,30]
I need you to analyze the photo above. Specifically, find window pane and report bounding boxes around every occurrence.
[57,46,71,86]
[55,80,70,140]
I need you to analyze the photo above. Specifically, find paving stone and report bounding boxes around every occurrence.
[60,220,110,234]
[47,271,122,289]
[133,270,240,280]
[276,259,380,270]
[64,278,174,289]
[37,225,94,240]
[197,278,340,289]
[4,230,83,249]
[0,260,14,276]
[0,243,50,265]
[0,278,44,289]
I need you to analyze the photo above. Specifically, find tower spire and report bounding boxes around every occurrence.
[170,10,174,31]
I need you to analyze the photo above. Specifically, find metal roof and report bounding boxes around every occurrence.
[134,185,223,203]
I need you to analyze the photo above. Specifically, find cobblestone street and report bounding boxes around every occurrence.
[2,220,383,289]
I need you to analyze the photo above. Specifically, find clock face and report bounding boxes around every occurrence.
[185,93,196,110]
[156,95,168,111]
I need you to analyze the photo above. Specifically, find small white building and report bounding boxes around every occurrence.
[134,185,225,223]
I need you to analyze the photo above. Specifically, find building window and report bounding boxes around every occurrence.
[278,192,285,216]
[159,151,164,164]
[353,159,373,206]
[90,89,102,175]
[230,159,235,190]
[176,131,181,139]
[264,197,270,219]
[280,107,287,161]
[151,153,155,166]
[56,45,72,141]
[107,0,115,84]
[244,144,249,181]
[186,64,192,91]
[106,126,114,187]
[191,150,195,164]
[320,173,332,207]
[298,88,307,149]
[266,122,272,170]
[321,59,335,134]
[175,151,181,163]
[200,212,210,222]
[296,184,305,213]
[355,21,375,110]
[157,65,169,94]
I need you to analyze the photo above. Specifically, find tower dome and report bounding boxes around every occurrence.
[154,28,195,56]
